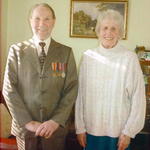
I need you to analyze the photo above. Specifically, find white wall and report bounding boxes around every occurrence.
[1,0,150,85]
[1,0,8,89]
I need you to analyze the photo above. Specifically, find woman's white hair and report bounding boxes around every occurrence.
[95,9,124,38]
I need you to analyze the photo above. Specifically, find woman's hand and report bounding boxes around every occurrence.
[118,134,131,150]
[77,133,87,148]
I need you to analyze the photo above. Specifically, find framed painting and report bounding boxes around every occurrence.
[70,0,128,39]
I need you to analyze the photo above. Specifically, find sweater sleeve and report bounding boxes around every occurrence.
[75,55,87,134]
[122,53,146,138]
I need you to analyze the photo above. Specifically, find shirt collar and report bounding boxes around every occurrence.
[32,35,51,55]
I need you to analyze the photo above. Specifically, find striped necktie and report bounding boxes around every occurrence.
[39,42,46,71]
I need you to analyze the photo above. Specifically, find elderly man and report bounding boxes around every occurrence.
[3,3,78,150]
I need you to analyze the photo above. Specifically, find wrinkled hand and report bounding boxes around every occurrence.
[35,120,59,138]
[77,133,86,148]
[118,134,131,150]
[25,121,42,132]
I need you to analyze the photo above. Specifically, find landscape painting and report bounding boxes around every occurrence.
[70,0,128,39]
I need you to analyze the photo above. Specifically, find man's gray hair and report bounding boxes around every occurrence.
[29,3,56,19]
[95,9,124,38]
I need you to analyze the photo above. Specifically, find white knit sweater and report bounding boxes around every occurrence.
[75,43,146,138]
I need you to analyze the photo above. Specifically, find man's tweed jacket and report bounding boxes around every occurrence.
[2,38,78,138]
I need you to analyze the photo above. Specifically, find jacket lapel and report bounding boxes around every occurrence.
[22,39,41,73]
[22,39,60,74]
[44,39,60,71]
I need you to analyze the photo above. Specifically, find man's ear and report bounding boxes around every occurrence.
[53,18,56,26]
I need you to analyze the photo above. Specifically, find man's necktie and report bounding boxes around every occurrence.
[39,42,46,71]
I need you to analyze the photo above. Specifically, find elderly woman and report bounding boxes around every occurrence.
[75,9,146,150]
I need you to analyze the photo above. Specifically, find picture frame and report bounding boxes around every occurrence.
[141,52,150,61]
[70,0,128,39]
[135,46,146,59]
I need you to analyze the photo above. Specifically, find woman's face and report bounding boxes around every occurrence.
[98,19,120,49]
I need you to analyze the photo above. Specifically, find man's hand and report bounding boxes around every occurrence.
[118,134,131,150]
[25,121,42,132]
[35,120,59,138]
[77,133,86,148]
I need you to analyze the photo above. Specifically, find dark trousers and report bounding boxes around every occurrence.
[16,127,68,150]
[85,134,130,150]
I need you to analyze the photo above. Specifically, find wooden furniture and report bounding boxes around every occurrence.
[135,46,150,134]
[131,46,150,150]
[131,133,150,150]
[140,59,150,134]
[0,90,18,150]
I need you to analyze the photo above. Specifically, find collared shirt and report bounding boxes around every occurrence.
[32,35,51,56]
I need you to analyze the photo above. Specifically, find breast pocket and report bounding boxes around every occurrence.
[44,62,67,92]
[51,62,67,79]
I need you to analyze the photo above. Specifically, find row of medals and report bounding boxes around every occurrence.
[51,62,66,78]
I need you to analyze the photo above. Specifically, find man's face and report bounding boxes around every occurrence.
[30,6,55,40]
